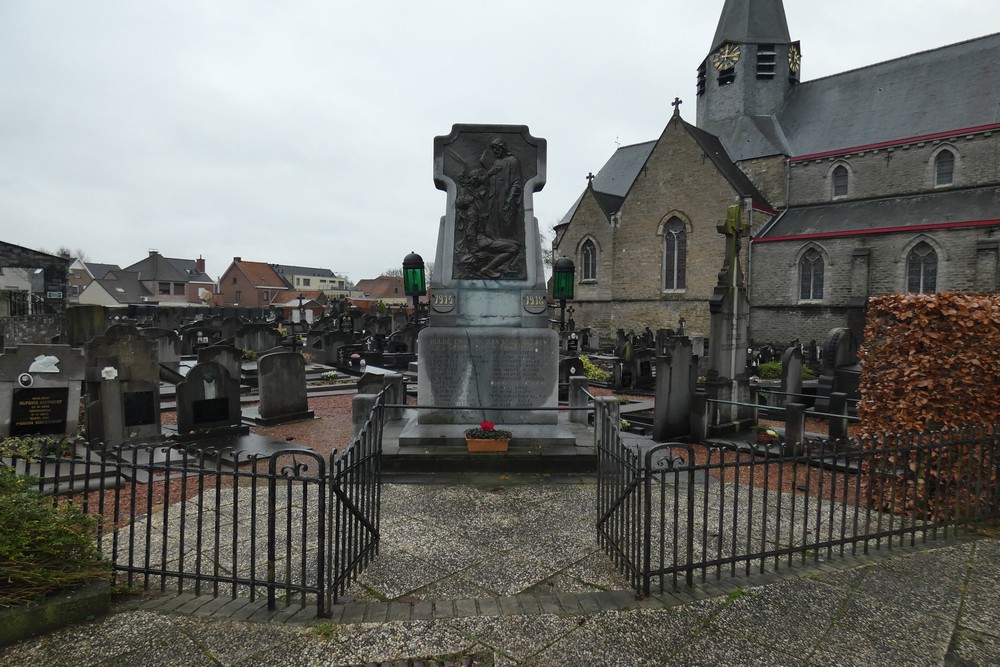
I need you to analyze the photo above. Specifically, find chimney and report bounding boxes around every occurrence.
[196,256,206,273]
[234,257,242,262]
[149,249,159,256]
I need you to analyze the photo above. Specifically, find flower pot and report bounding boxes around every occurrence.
[466,438,510,453]
[756,434,775,444]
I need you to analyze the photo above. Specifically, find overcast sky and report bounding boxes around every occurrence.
[2,1,998,285]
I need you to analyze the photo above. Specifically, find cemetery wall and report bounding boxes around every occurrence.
[0,315,65,347]
[785,133,999,205]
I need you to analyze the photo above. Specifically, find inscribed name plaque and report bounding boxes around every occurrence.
[11,387,69,436]
[417,328,558,425]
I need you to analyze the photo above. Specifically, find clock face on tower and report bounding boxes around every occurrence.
[788,43,801,73]
[712,43,741,70]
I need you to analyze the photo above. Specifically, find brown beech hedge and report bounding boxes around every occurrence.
[857,292,1000,520]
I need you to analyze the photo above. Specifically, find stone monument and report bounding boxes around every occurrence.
[704,204,754,434]
[399,124,572,446]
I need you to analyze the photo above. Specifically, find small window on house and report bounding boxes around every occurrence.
[798,249,824,300]
[935,149,954,186]
[581,240,597,281]
[832,165,849,197]
[234,290,242,302]
[262,291,268,302]
[232,277,237,284]
[173,283,184,295]
[303,278,310,286]
[158,282,170,295]
[663,218,687,291]
[907,242,938,294]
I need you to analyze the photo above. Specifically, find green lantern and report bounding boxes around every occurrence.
[552,256,575,300]
[402,251,426,296]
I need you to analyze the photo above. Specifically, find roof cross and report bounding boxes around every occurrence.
[586,172,595,184]
[671,97,683,116]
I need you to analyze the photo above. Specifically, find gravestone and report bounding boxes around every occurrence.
[252,351,313,424]
[652,330,696,440]
[356,370,405,420]
[179,322,223,355]
[198,344,243,386]
[780,345,804,409]
[140,327,181,380]
[400,124,571,446]
[235,322,283,355]
[84,324,163,447]
[704,204,753,434]
[174,361,247,438]
[814,328,859,412]
[66,305,109,347]
[0,344,86,438]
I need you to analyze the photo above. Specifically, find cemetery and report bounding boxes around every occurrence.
[2,124,998,663]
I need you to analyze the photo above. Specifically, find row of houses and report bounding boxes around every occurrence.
[2,243,413,318]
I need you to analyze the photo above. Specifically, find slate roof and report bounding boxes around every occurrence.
[759,186,1000,239]
[86,263,121,279]
[711,0,790,53]
[166,258,213,283]
[93,270,152,304]
[124,253,212,284]
[779,33,1000,158]
[557,141,654,225]
[683,120,771,210]
[271,264,336,278]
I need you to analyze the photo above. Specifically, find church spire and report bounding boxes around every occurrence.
[711,0,790,51]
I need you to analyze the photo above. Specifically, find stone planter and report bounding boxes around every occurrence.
[466,438,510,453]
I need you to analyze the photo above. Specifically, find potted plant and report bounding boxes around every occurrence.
[753,423,779,444]
[464,421,512,453]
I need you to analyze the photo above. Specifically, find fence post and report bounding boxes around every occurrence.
[569,376,589,425]
[785,402,806,455]
[829,392,848,440]
[690,390,708,443]
[352,393,378,438]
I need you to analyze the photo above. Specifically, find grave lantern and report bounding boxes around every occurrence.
[552,256,575,331]
[402,251,426,323]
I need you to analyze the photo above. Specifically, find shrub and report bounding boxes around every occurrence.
[0,444,108,607]
[579,355,611,382]
[756,360,816,380]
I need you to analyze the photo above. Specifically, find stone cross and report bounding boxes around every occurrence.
[671,97,683,115]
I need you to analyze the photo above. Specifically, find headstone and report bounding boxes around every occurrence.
[653,330,696,440]
[179,322,223,355]
[140,327,181,377]
[84,324,162,447]
[66,305,108,347]
[780,345,804,409]
[0,344,86,438]
[174,361,247,438]
[400,124,572,446]
[253,351,313,424]
[704,204,753,434]
[198,345,243,386]
[235,322,282,354]
[814,328,859,412]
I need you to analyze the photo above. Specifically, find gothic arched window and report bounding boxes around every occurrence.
[581,239,597,281]
[907,241,938,294]
[935,149,955,186]
[832,165,849,198]
[663,218,687,291]
[799,248,824,300]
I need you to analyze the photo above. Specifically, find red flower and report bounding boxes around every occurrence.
[479,421,495,431]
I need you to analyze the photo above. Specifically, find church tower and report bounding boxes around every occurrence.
[696,0,800,150]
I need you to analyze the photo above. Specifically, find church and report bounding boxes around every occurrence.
[552,0,1000,347]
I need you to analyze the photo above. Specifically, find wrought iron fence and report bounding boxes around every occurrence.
[6,390,386,617]
[596,402,1000,596]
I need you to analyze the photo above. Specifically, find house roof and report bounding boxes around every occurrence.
[711,0,790,53]
[683,119,771,209]
[778,33,1000,159]
[271,264,336,278]
[124,252,212,284]
[354,276,405,299]
[166,258,213,283]
[759,186,1000,240]
[85,262,121,279]
[92,270,152,304]
[233,260,289,289]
